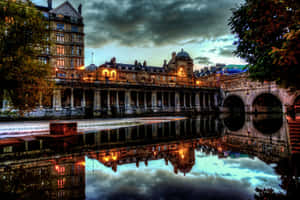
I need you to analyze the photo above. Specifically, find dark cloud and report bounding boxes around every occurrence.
[86,169,253,200]
[219,44,235,57]
[195,56,212,64]
[54,0,243,48]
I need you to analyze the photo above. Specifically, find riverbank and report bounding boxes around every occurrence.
[0,116,186,139]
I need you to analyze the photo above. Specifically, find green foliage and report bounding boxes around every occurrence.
[0,0,53,113]
[229,0,300,88]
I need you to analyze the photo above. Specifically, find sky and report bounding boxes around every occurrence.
[85,152,282,200]
[32,0,247,70]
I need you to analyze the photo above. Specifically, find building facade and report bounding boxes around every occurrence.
[36,0,84,76]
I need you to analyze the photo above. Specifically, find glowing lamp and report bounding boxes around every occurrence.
[78,65,85,70]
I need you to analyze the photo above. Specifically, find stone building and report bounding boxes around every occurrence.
[36,0,84,76]
[52,49,220,117]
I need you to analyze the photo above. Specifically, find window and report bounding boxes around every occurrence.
[77,59,81,67]
[57,58,64,67]
[43,12,49,19]
[57,23,64,30]
[56,33,64,42]
[71,47,74,55]
[70,59,74,68]
[39,57,47,64]
[78,35,82,42]
[77,47,81,56]
[56,45,64,55]
[71,26,78,32]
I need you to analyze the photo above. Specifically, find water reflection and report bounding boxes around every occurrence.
[253,114,283,134]
[0,114,299,199]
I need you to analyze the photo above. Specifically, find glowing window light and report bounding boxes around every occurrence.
[102,69,110,77]
[178,67,184,77]
[111,70,116,78]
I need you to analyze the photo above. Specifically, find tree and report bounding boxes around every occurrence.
[229,0,300,88]
[0,0,53,113]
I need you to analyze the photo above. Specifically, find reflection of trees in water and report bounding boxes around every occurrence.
[224,113,245,131]
[253,114,283,134]
[254,155,300,200]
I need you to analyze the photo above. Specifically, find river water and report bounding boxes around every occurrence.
[0,114,299,199]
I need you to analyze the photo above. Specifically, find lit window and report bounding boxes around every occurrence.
[111,70,116,78]
[102,69,109,77]
[178,67,184,76]
[57,58,64,67]
[56,45,64,55]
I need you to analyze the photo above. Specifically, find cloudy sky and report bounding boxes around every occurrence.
[32,0,246,70]
[85,152,282,200]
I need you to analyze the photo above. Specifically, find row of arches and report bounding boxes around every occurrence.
[223,93,285,113]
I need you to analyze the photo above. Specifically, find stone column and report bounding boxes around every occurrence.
[208,93,211,111]
[94,89,101,116]
[82,89,86,108]
[202,92,206,110]
[214,93,218,107]
[136,92,140,113]
[168,92,171,111]
[107,90,111,115]
[183,93,186,110]
[161,92,165,111]
[152,91,157,112]
[70,88,74,109]
[116,91,120,112]
[125,90,132,114]
[144,92,147,111]
[195,93,200,112]
[175,92,180,112]
[53,88,62,111]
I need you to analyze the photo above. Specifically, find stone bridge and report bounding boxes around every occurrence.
[219,74,300,113]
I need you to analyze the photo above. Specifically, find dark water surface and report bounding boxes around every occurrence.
[0,114,299,199]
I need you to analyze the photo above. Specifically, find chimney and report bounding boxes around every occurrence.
[78,4,82,15]
[48,0,52,9]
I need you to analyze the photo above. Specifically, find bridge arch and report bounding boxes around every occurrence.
[223,95,245,113]
[252,93,282,113]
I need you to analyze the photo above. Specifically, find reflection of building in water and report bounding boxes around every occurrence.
[87,140,196,175]
[0,116,223,161]
[0,156,85,199]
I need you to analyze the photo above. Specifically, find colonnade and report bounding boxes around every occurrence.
[52,88,219,116]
